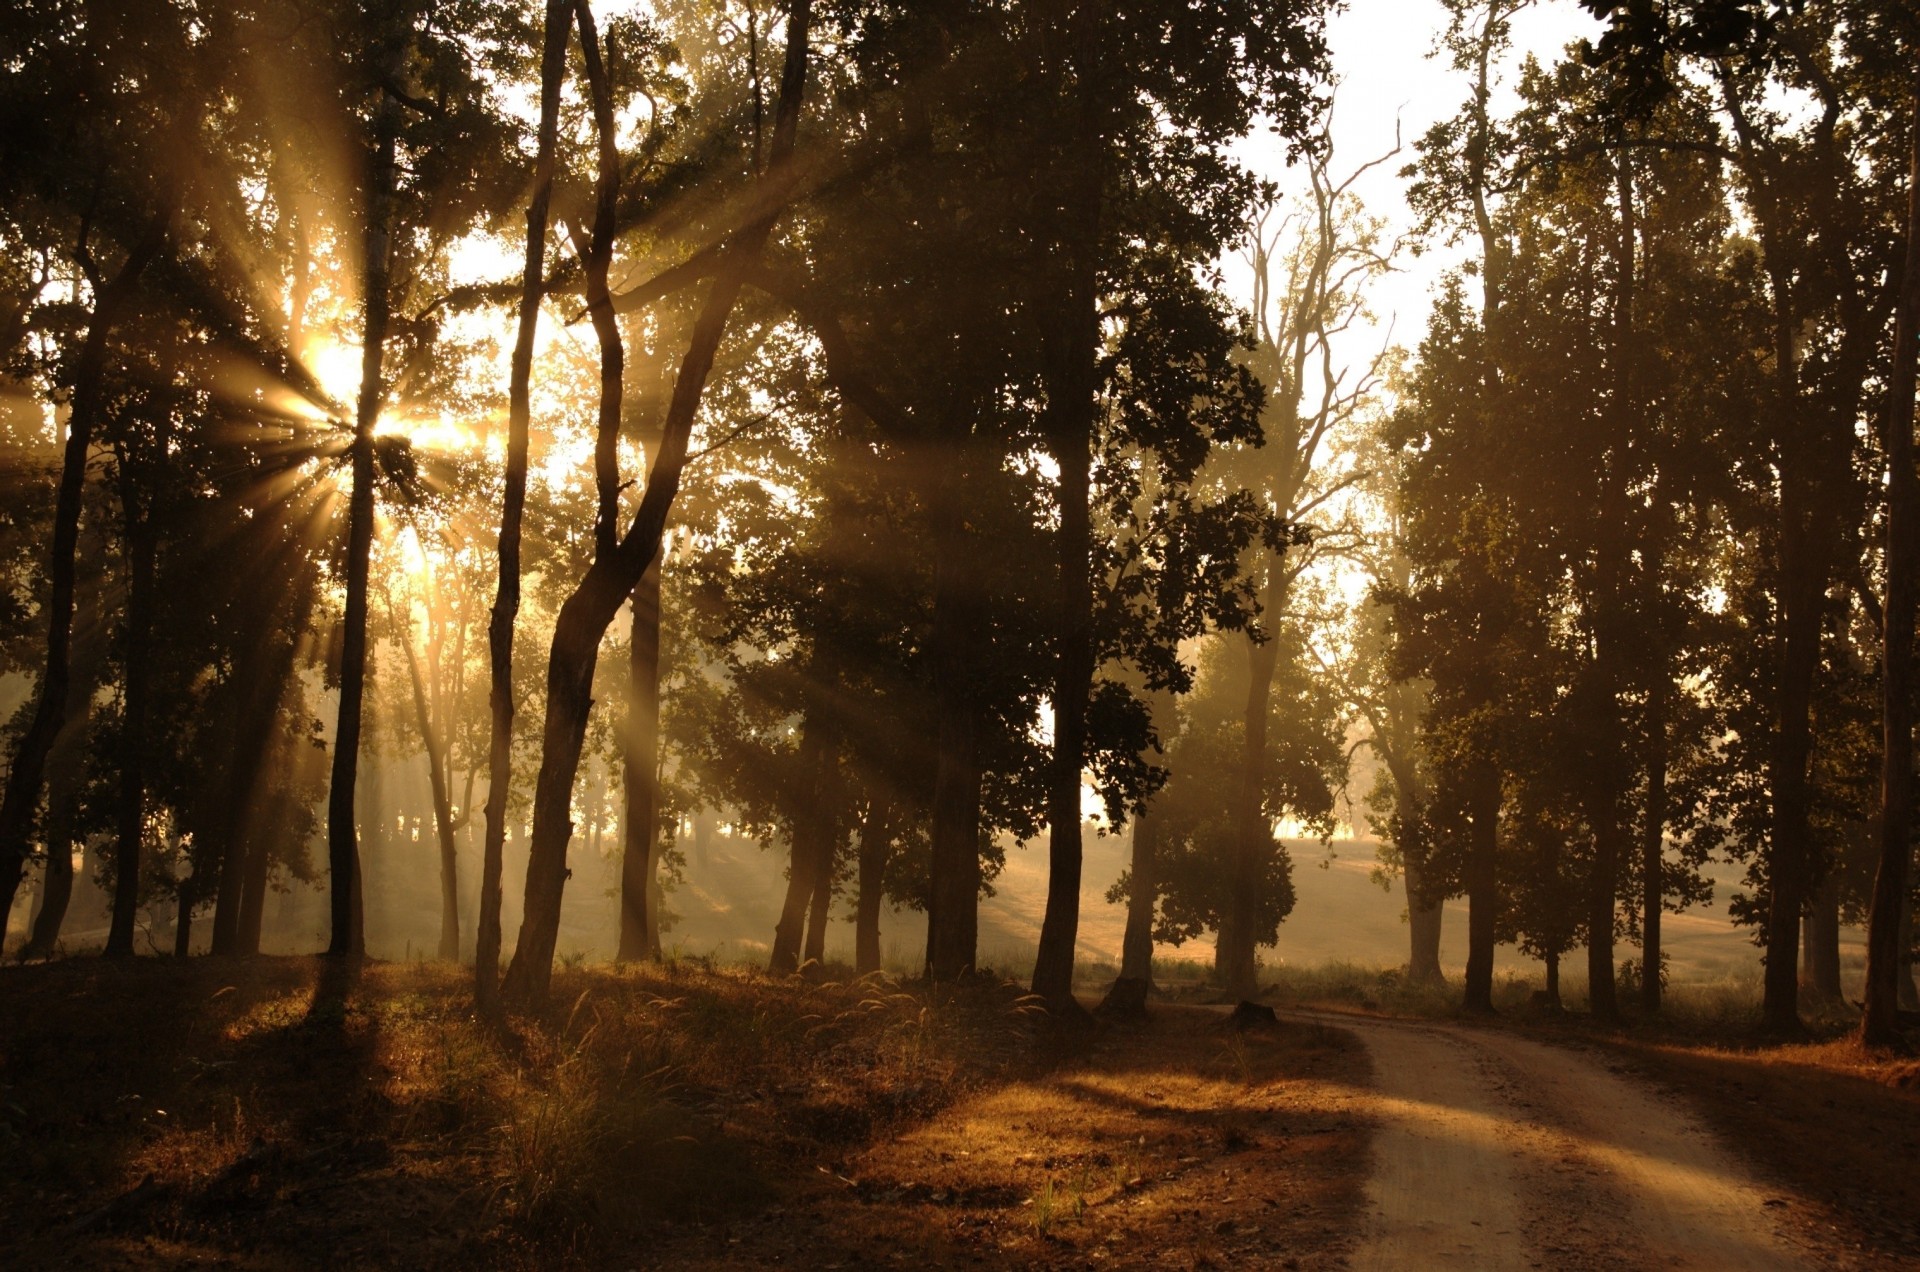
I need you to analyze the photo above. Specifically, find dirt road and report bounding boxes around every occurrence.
[1302,1011,1812,1272]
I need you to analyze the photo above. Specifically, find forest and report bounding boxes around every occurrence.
[2,0,1918,1268]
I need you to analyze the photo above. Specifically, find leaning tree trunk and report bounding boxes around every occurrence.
[478,0,572,1011]
[105,455,157,958]
[501,0,814,1011]
[0,241,155,943]
[325,88,399,961]
[1863,65,1920,1047]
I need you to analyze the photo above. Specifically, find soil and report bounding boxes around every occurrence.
[1301,1009,1808,1271]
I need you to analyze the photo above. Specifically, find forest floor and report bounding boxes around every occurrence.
[3,958,1916,1271]
[0,957,1367,1270]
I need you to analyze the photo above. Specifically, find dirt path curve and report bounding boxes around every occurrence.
[1295,1010,1811,1272]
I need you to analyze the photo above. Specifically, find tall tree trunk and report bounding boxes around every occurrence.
[1863,66,1920,1047]
[1463,759,1500,1013]
[854,799,891,974]
[618,561,661,962]
[1763,520,1821,1033]
[1802,871,1843,1004]
[924,496,983,981]
[105,456,156,958]
[0,240,155,943]
[1031,3,1103,1015]
[1218,570,1283,1000]
[398,608,461,960]
[478,0,572,1010]
[325,87,399,961]
[1641,677,1667,1014]
[502,1,813,1010]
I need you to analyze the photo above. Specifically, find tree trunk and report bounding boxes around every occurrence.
[0,240,155,942]
[925,500,983,982]
[478,0,572,1011]
[398,609,461,960]
[1463,759,1500,1014]
[1642,675,1667,1014]
[1762,531,1820,1034]
[1405,855,1445,986]
[1119,810,1158,984]
[20,674,95,959]
[23,782,78,959]
[1898,897,1919,1011]
[173,885,193,958]
[803,830,834,968]
[1381,744,1442,985]
[854,799,891,975]
[105,455,157,958]
[501,0,812,1011]
[1218,570,1283,1000]
[209,634,296,954]
[1863,66,1920,1047]
[1031,7,1103,1014]
[618,561,661,962]
[1544,949,1560,1009]
[1801,872,1843,1004]
[772,714,832,974]
[325,87,399,961]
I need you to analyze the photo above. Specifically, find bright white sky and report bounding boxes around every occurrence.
[1235,0,1601,358]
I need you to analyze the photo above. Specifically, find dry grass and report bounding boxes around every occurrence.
[0,957,1368,1270]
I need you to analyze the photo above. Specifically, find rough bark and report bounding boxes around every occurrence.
[478,0,571,1011]
[1863,66,1920,1047]
[500,0,813,1010]
[0,240,155,941]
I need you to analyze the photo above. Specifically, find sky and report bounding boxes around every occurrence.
[1235,0,1603,360]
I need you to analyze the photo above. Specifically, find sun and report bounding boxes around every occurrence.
[305,337,366,414]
